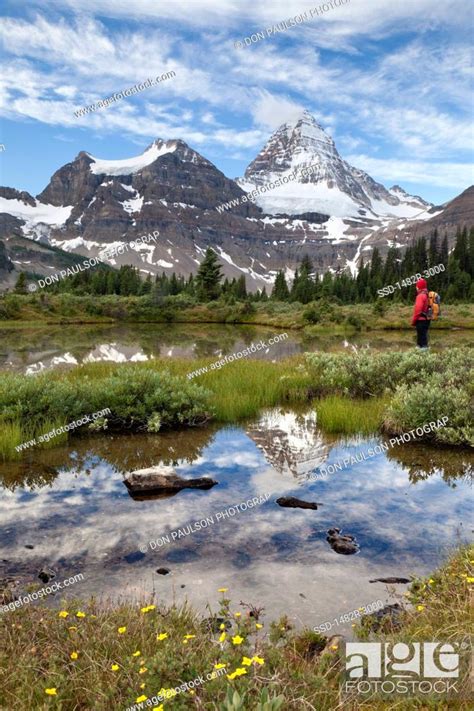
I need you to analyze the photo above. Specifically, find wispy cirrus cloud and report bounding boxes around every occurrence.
[0,0,472,200]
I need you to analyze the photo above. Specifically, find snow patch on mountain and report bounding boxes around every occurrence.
[121,193,144,214]
[88,140,177,176]
[0,196,73,228]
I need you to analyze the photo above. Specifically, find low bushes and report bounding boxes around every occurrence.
[0,366,212,460]
[305,348,473,397]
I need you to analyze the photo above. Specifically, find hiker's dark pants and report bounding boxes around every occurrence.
[415,319,430,348]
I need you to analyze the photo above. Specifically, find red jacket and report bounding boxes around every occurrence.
[412,290,428,326]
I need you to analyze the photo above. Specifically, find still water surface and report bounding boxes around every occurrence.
[1,408,471,634]
[1,323,471,373]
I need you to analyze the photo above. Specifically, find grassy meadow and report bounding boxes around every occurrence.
[0,545,472,710]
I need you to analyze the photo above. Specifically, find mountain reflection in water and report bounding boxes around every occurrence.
[0,407,472,630]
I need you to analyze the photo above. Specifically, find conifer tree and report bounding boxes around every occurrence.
[195,247,222,300]
[14,271,28,294]
[271,270,290,300]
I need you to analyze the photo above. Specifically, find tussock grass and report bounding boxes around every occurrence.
[0,420,24,461]
[0,547,471,709]
[315,396,388,435]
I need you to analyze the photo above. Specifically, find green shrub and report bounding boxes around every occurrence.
[345,313,362,330]
[0,367,212,434]
[305,348,473,398]
[384,378,473,446]
[303,305,320,324]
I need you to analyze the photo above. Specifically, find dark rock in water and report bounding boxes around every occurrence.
[24,545,34,550]
[38,566,56,583]
[156,567,170,576]
[276,497,322,510]
[363,603,403,632]
[123,466,218,499]
[124,551,145,564]
[326,528,359,555]
[369,577,411,584]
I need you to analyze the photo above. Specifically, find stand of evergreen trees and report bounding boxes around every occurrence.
[16,226,474,303]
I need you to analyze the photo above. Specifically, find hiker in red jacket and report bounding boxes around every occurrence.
[412,278,430,349]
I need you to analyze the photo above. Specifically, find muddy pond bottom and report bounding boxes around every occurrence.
[0,408,472,635]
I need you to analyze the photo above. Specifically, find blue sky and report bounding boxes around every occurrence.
[0,0,472,205]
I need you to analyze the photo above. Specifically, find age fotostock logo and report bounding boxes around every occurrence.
[344,642,462,697]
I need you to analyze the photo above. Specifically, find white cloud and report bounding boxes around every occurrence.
[251,90,305,131]
[345,154,474,190]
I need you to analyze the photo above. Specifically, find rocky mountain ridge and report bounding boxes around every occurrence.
[0,111,471,290]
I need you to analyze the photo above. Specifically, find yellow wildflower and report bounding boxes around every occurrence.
[68,626,77,631]
[241,656,253,666]
[58,611,69,618]
[417,605,424,611]
[219,632,226,642]
[253,656,265,665]
[214,663,226,669]
[227,668,247,680]
[136,695,147,703]
[219,623,226,630]
[76,611,86,618]
[118,626,126,634]
[218,587,228,593]
[156,632,168,641]
[428,578,435,584]
[467,577,474,583]
[45,688,57,696]
[111,664,119,671]
[141,604,156,613]
[132,651,141,657]
[232,635,244,645]
[234,612,241,617]
[139,667,147,674]
[70,651,79,660]
[255,623,263,629]
[184,634,196,639]
[140,683,145,689]
[153,705,164,711]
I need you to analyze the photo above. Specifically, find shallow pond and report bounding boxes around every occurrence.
[0,322,471,373]
[1,408,472,635]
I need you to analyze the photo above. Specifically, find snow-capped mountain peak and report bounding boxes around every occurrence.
[240,109,433,221]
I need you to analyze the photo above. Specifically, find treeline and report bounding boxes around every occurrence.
[14,226,474,303]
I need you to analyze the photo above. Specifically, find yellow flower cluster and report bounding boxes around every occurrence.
[141,604,156,614]
[227,655,265,679]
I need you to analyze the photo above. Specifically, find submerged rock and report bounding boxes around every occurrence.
[38,566,56,583]
[123,466,218,498]
[369,577,411,584]
[276,496,322,510]
[326,528,359,555]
